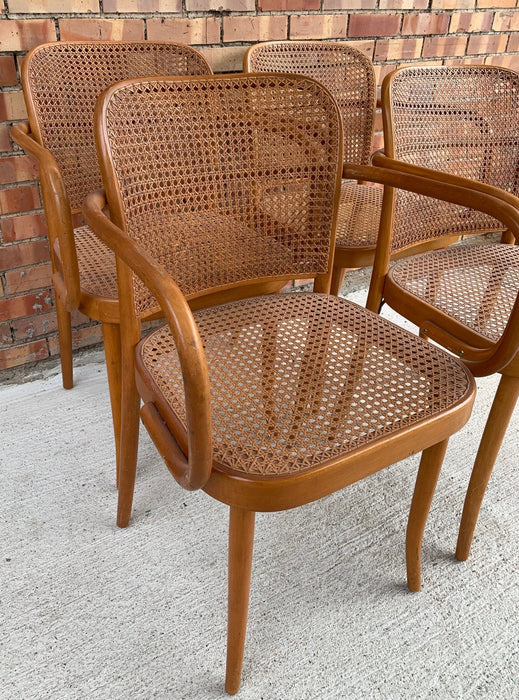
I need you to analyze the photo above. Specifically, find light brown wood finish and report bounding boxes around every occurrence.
[84,73,484,693]
[367,64,519,562]
[11,41,213,484]
[244,41,456,295]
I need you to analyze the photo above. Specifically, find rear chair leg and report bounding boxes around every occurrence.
[102,322,122,488]
[225,507,255,695]
[56,294,73,390]
[406,439,449,592]
[456,374,519,561]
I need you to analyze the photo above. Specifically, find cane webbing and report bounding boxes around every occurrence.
[388,66,519,251]
[139,293,472,476]
[100,74,341,313]
[389,243,519,343]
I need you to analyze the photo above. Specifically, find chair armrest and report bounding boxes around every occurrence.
[343,161,519,377]
[83,189,213,491]
[10,121,80,310]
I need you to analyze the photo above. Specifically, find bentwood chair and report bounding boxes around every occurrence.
[11,41,212,480]
[367,65,519,561]
[244,41,381,294]
[83,73,489,692]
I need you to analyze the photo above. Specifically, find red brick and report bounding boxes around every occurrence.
[0,338,48,370]
[0,20,56,52]
[0,320,12,345]
[402,13,450,35]
[0,289,53,323]
[9,0,98,10]
[104,0,181,10]
[4,263,52,295]
[188,0,253,9]
[0,91,27,121]
[290,14,346,40]
[374,38,423,61]
[477,0,515,7]
[507,32,519,52]
[12,311,57,342]
[147,17,220,44]
[491,11,516,32]
[0,239,49,272]
[0,124,11,153]
[467,33,508,54]
[422,35,468,58]
[59,18,145,41]
[0,155,39,186]
[486,54,519,70]
[348,13,400,37]
[1,213,47,242]
[259,0,318,10]
[0,56,17,86]
[431,0,474,8]
[48,322,103,355]
[224,16,288,42]
[449,12,493,33]
[0,185,40,216]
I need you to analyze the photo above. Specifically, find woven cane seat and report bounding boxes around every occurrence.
[388,243,519,344]
[336,181,382,249]
[138,293,472,477]
[75,225,118,299]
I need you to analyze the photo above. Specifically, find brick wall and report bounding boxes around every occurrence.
[1,2,519,372]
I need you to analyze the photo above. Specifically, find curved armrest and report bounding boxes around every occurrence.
[343,161,519,377]
[10,121,80,310]
[83,189,213,491]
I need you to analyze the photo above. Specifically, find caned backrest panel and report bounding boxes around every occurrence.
[97,74,342,312]
[246,41,376,167]
[23,41,212,212]
[385,65,519,250]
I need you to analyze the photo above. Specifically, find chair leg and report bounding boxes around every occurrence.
[102,322,122,488]
[456,374,519,561]
[330,266,346,296]
[55,294,73,390]
[225,507,255,695]
[406,439,449,593]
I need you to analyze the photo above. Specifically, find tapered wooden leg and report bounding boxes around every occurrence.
[456,374,519,561]
[406,439,449,592]
[330,266,346,296]
[225,507,255,695]
[55,294,73,390]
[102,322,122,488]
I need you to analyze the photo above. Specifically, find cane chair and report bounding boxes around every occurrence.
[367,64,519,561]
[244,41,457,295]
[83,73,489,692]
[11,41,212,479]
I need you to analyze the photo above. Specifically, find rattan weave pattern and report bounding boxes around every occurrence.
[388,66,519,251]
[246,41,376,166]
[101,75,341,313]
[75,225,118,299]
[336,181,382,247]
[139,293,472,476]
[26,42,211,213]
[389,243,519,343]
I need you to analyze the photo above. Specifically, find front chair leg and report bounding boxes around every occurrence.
[330,266,346,296]
[225,507,256,695]
[456,373,519,561]
[55,293,74,390]
[406,439,449,592]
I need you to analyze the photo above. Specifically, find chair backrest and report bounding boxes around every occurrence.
[382,64,519,250]
[95,73,343,314]
[245,41,376,167]
[22,41,212,214]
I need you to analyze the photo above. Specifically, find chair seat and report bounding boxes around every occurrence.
[336,181,382,250]
[137,292,472,478]
[76,224,118,299]
[388,243,519,343]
